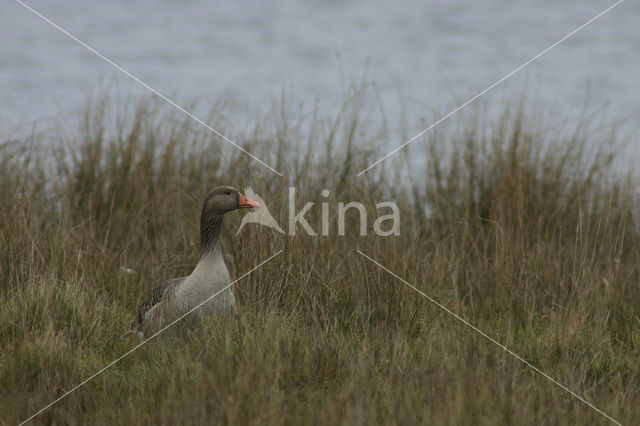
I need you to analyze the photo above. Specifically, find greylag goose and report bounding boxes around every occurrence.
[131,186,259,338]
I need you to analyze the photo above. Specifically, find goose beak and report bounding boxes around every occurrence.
[238,193,260,209]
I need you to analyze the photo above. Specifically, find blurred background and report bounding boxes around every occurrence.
[2,0,639,142]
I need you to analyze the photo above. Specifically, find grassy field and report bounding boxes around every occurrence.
[1,93,639,425]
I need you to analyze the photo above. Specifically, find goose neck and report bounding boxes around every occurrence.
[200,211,224,256]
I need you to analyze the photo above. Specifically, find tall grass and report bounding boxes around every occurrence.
[1,91,639,425]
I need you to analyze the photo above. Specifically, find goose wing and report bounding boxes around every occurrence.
[132,277,186,330]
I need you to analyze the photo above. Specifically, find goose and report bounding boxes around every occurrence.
[130,186,259,338]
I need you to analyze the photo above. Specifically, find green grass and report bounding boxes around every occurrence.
[1,92,639,425]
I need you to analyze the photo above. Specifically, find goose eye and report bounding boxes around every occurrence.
[226,191,231,195]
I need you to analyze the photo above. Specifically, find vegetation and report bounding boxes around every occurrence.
[1,90,639,425]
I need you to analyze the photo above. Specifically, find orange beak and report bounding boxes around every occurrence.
[238,193,260,209]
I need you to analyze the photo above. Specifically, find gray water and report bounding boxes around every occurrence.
[2,0,639,147]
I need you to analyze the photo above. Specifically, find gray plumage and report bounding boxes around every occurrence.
[133,277,186,331]
[130,186,257,338]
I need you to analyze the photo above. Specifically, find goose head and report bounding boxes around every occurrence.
[203,186,260,215]
[200,186,259,254]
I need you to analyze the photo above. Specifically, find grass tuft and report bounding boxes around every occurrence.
[1,91,639,424]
